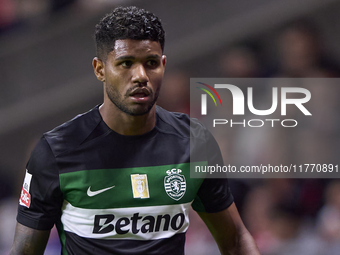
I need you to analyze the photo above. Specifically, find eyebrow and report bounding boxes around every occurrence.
[115,54,161,61]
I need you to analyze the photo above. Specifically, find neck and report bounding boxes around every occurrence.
[99,103,156,136]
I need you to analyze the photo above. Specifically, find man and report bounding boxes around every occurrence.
[10,6,260,255]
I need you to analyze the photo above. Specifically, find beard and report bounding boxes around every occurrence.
[106,85,160,116]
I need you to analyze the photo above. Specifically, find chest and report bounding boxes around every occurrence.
[59,163,203,210]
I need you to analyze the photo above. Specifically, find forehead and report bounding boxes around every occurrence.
[109,39,162,59]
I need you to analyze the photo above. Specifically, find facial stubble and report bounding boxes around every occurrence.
[105,84,160,116]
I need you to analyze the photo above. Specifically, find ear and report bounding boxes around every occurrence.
[161,55,167,67]
[92,57,105,82]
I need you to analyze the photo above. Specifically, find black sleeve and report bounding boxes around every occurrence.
[17,136,63,230]
[192,129,234,213]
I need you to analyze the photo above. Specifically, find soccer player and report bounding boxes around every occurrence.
[10,6,260,255]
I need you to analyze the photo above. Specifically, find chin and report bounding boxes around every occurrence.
[124,104,155,116]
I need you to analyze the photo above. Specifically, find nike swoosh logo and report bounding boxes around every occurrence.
[87,185,115,197]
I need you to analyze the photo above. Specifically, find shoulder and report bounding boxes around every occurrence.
[156,107,223,166]
[43,106,102,156]
[156,105,208,140]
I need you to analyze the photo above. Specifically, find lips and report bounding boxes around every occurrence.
[127,87,153,104]
[129,88,151,98]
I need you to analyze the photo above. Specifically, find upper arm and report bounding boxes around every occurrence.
[10,222,50,255]
[197,202,260,255]
[12,138,61,254]
[17,137,63,230]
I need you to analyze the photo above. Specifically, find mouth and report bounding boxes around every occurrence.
[128,88,151,102]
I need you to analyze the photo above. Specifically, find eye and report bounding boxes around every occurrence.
[146,59,159,68]
[121,60,133,68]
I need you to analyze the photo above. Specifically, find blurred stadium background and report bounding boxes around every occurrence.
[1,0,340,254]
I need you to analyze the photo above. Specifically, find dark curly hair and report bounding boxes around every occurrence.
[94,6,165,60]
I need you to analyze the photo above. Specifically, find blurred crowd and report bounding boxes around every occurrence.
[0,0,118,35]
[0,0,75,33]
[0,1,340,254]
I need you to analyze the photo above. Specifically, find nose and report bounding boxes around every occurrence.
[132,64,149,85]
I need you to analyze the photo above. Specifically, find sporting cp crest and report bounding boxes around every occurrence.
[164,168,186,201]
